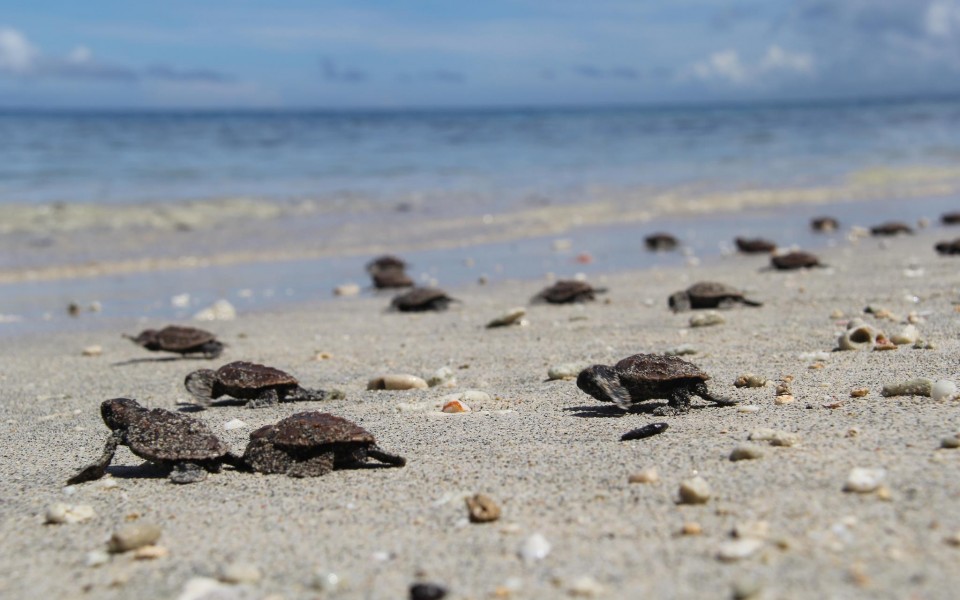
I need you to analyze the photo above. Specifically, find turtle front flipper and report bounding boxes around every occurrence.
[367,446,407,468]
[184,369,219,404]
[288,387,345,403]
[67,431,121,485]
[169,462,208,484]
[652,386,693,416]
[200,341,224,359]
[246,388,280,409]
[286,452,335,477]
[694,382,739,406]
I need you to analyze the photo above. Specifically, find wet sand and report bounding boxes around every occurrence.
[2,226,960,599]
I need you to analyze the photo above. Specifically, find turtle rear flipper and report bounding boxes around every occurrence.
[739,297,763,307]
[67,432,120,485]
[367,446,407,467]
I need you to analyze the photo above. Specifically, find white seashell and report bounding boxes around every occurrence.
[689,311,725,327]
[82,345,103,357]
[367,374,428,390]
[734,374,768,388]
[890,325,918,345]
[333,283,360,297]
[487,307,527,328]
[45,503,96,524]
[223,419,247,431]
[85,550,110,568]
[547,363,587,380]
[193,299,236,321]
[737,405,760,413]
[838,325,881,351]
[932,380,958,401]
[844,468,886,493]
[881,377,934,397]
[717,538,764,562]
[519,533,551,564]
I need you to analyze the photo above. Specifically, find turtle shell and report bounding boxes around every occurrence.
[870,221,913,236]
[537,280,595,303]
[735,237,776,253]
[686,282,746,302]
[125,409,228,462]
[771,251,821,270]
[216,361,299,390]
[644,233,678,250]
[154,326,217,352]
[936,238,960,255]
[366,255,408,274]
[941,212,960,225]
[252,412,375,448]
[391,287,452,311]
[615,354,710,383]
[811,216,839,232]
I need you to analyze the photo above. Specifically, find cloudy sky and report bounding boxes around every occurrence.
[2,0,960,109]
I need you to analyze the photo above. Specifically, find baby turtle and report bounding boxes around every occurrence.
[184,361,341,408]
[941,212,960,225]
[241,412,406,477]
[811,216,839,232]
[870,221,913,236]
[67,398,238,485]
[391,287,457,312]
[644,232,679,251]
[734,237,776,254]
[533,280,607,304]
[935,238,960,255]
[577,354,737,415]
[668,281,762,312]
[366,254,408,274]
[770,251,824,270]
[124,325,224,359]
[372,268,414,289]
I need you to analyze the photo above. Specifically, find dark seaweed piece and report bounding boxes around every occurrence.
[620,422,670,441]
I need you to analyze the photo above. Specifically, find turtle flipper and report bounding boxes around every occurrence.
[367,446,407,467]
[67,432,121,485]
[694,382,739,406]
[286,452,335,477]
[288,387,345,403]
[169,462,207,484]
[740,297,763,307]
[200,341,224,359]
[246,388,280,409]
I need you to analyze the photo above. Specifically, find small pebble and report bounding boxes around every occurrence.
[628,468,659,484]
[486,307,527,328]
[850,388,869,398]
[941,436,960,449]
[82,345,102,357]
[775,382,791,395]
[734,374,768,388]
[890,325,918,345]
[730,444,764,461]
[410,582,448,600]
[717,538,764,562]
[733,521,770,539]
[731,578,764,600]
[85,550,110,568]
[193,299,236,321]
[567,575,605,597]
[774,394,795,405]
[678,476,711,504]
[737,405,760,413]
[689,311,725,327]
[427,366,456,388]
[314,351,333,360]
[547,363,586,381]
[663,344,698,356]
[219,562,262,585]
[45,503,95,524]
[769,431,801,447]
[311,572,342,593]
[133,545,168,560]
[333,283,360,297]
[367,374,428,390]
[843,468,886,493]
[932,380,958,401]
[620,422,668,441]
[108,523,162,553]
[945,532,960,547]
[466,493,502,523]
[176,577,245,600]
[881,377,934,397]
[519,533,551,564]
[681,522,703,536]
[223,419,247,431]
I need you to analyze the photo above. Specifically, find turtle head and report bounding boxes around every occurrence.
[184,369,218,401]
[101,398,145,430]
[125,329,160,349]
[667,292,690,312]
[577,365,631,409]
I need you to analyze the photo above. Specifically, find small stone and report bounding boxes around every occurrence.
[731,578,764,600]
[314,351,333,360]
[410,582,448,600]
[945,532,960,547]
[681,522,703,535]
[774,394,795,405]
[932,380,958,401]
[850,388,869,398]
[466,493,501,523]
[82,345,102,357]
[881,377,934,397]
[519,533,551,564]
[733,521,770,539]
[873,335,897,351]
[567,575,605,597]
[45,503,95,524]
[193,299,236,321]
[941,436,960,449]
[487,307,527,328]
[427,366,456,388]
[830,309,845,319]
[628,468,659,484]
[734,374,768,388]
[730,444,764,461]
[663,344,697,356]
[844,468,886,493]
[717,538,764,562]
[108,523,162,553]
[85,550,110,567]
[219,562,262,584]
[890,325,918,345]
[548,363,586,381]
[678,476,711,504]
[876,486,894,501]
[769,431,801,447]
[176,577,247,600]
[690,311,725,327]
[223,419,247,431]
[737,405,760,413]
[367,374,428,390]
[333,283,360,297]
[133,545,168,560]
[441,399,471,413]
[312,572,342,593]
[775,382,791,395]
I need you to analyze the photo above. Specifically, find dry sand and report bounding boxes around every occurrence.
[2,228,960,599]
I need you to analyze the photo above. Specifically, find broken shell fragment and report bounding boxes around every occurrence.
[486,307,527,328]
[367,374,429,390]
[881,377,934,397]
[734,374,768,388]
[932,380,958,401]
[890,325,919,346]
[466,493,502,523]
[838,324,882,351]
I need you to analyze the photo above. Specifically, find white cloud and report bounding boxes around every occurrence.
[687,45,814,86]
[760,45,814,75]
[67,46,93,65]
[692,50,747,84]
[926,0,960,37]
[0,27,37,73]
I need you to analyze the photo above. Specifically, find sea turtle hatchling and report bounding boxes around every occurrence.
[124,325,224,358]
[391,287,457,312]
[67,398,239,485]
[241,412,406,477]
[734,237,776,254]
[870,221,914,236]
[366,254,408,274]
[668,281,762,312]
[185,361,342,408]
[770,251,824,270]
[576,354,738,415]
[533,280,607,304]
[644,232,679,251]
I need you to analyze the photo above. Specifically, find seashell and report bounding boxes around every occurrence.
[133,545,168,560]
[775,382,791,395]
[850,388,869,398]
[716,538,764,562]
[734,374,768,388]
[844,468,885,493]
[932,380,958,401]
[333,283,360,297]
[193,299,236,321]
[367,374,428,390]
[486,307,527,328]
[774,394,795,405]
[82,345,103,357]
[873,334,897,351]
[689,311,725,327]
[547,363,587,381]
[427,366,456,388]
[108,523,162,553]
[45,503,96,524]
[678,476,711,504]
[890,325,919,345]
[838,324,881,351]
[881,377,934,397]
[465,493,501,523]
[441,399,471,413]
[519,533,551,564]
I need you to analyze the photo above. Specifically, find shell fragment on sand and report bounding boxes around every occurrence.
[367,374,429,390]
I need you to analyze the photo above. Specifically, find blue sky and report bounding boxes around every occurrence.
[2,0,960,108]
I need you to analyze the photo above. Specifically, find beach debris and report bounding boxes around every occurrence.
[224,419,247,431]
[811,216,839,232]
[218,562,262,585]
[935,238,960,255]
[730,444,765,461]
[567,575,606,597]
[717,538,764,562]
[628,468,659,484]
[548,363,588,381]
[577,353,738,415]
[368,373,429,390]
[645,232,679,251]
[735,237,776,254]
[240,412,405,477]
[427,366,456,388]
[941,435,960,449]
[850,388,870,398]
[837,320,883,351]
[749,428,800,447]
[185,361,343,408]
[843,468,886,493]
[663,344,697,356]
[466,493,501,523]
[44,503,95,524]
[870,221,913,236]
[678,476,711,504]
[519,533,551,564]
[124,325,224,359]
[391,287,457,312]
[889,325,919,345]
[85,550,110,567]
[770,251,824,270]
[689,311,725,327]
[486,307,527,328]
[734,374,768,388]
[873,335,897,351]
[681,522,703,536]
[737,405,760,413]
[669,281,762,312]
[314,351,333,360]
[932,380,958,401]
[108,523,162,553]
[442,399,471,413]
[410,583,448,600]
[881,377,934,397]
[67,398,238,485]
[333,283,361,297]
[533,280,607,304]
[134,545,168,560]
[176,577,254,600]
[82,345,103,357]
[620,422,669,441]
[774,394,795,405]
[193,299,236,321]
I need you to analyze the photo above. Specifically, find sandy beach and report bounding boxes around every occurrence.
[2,223,960,599]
